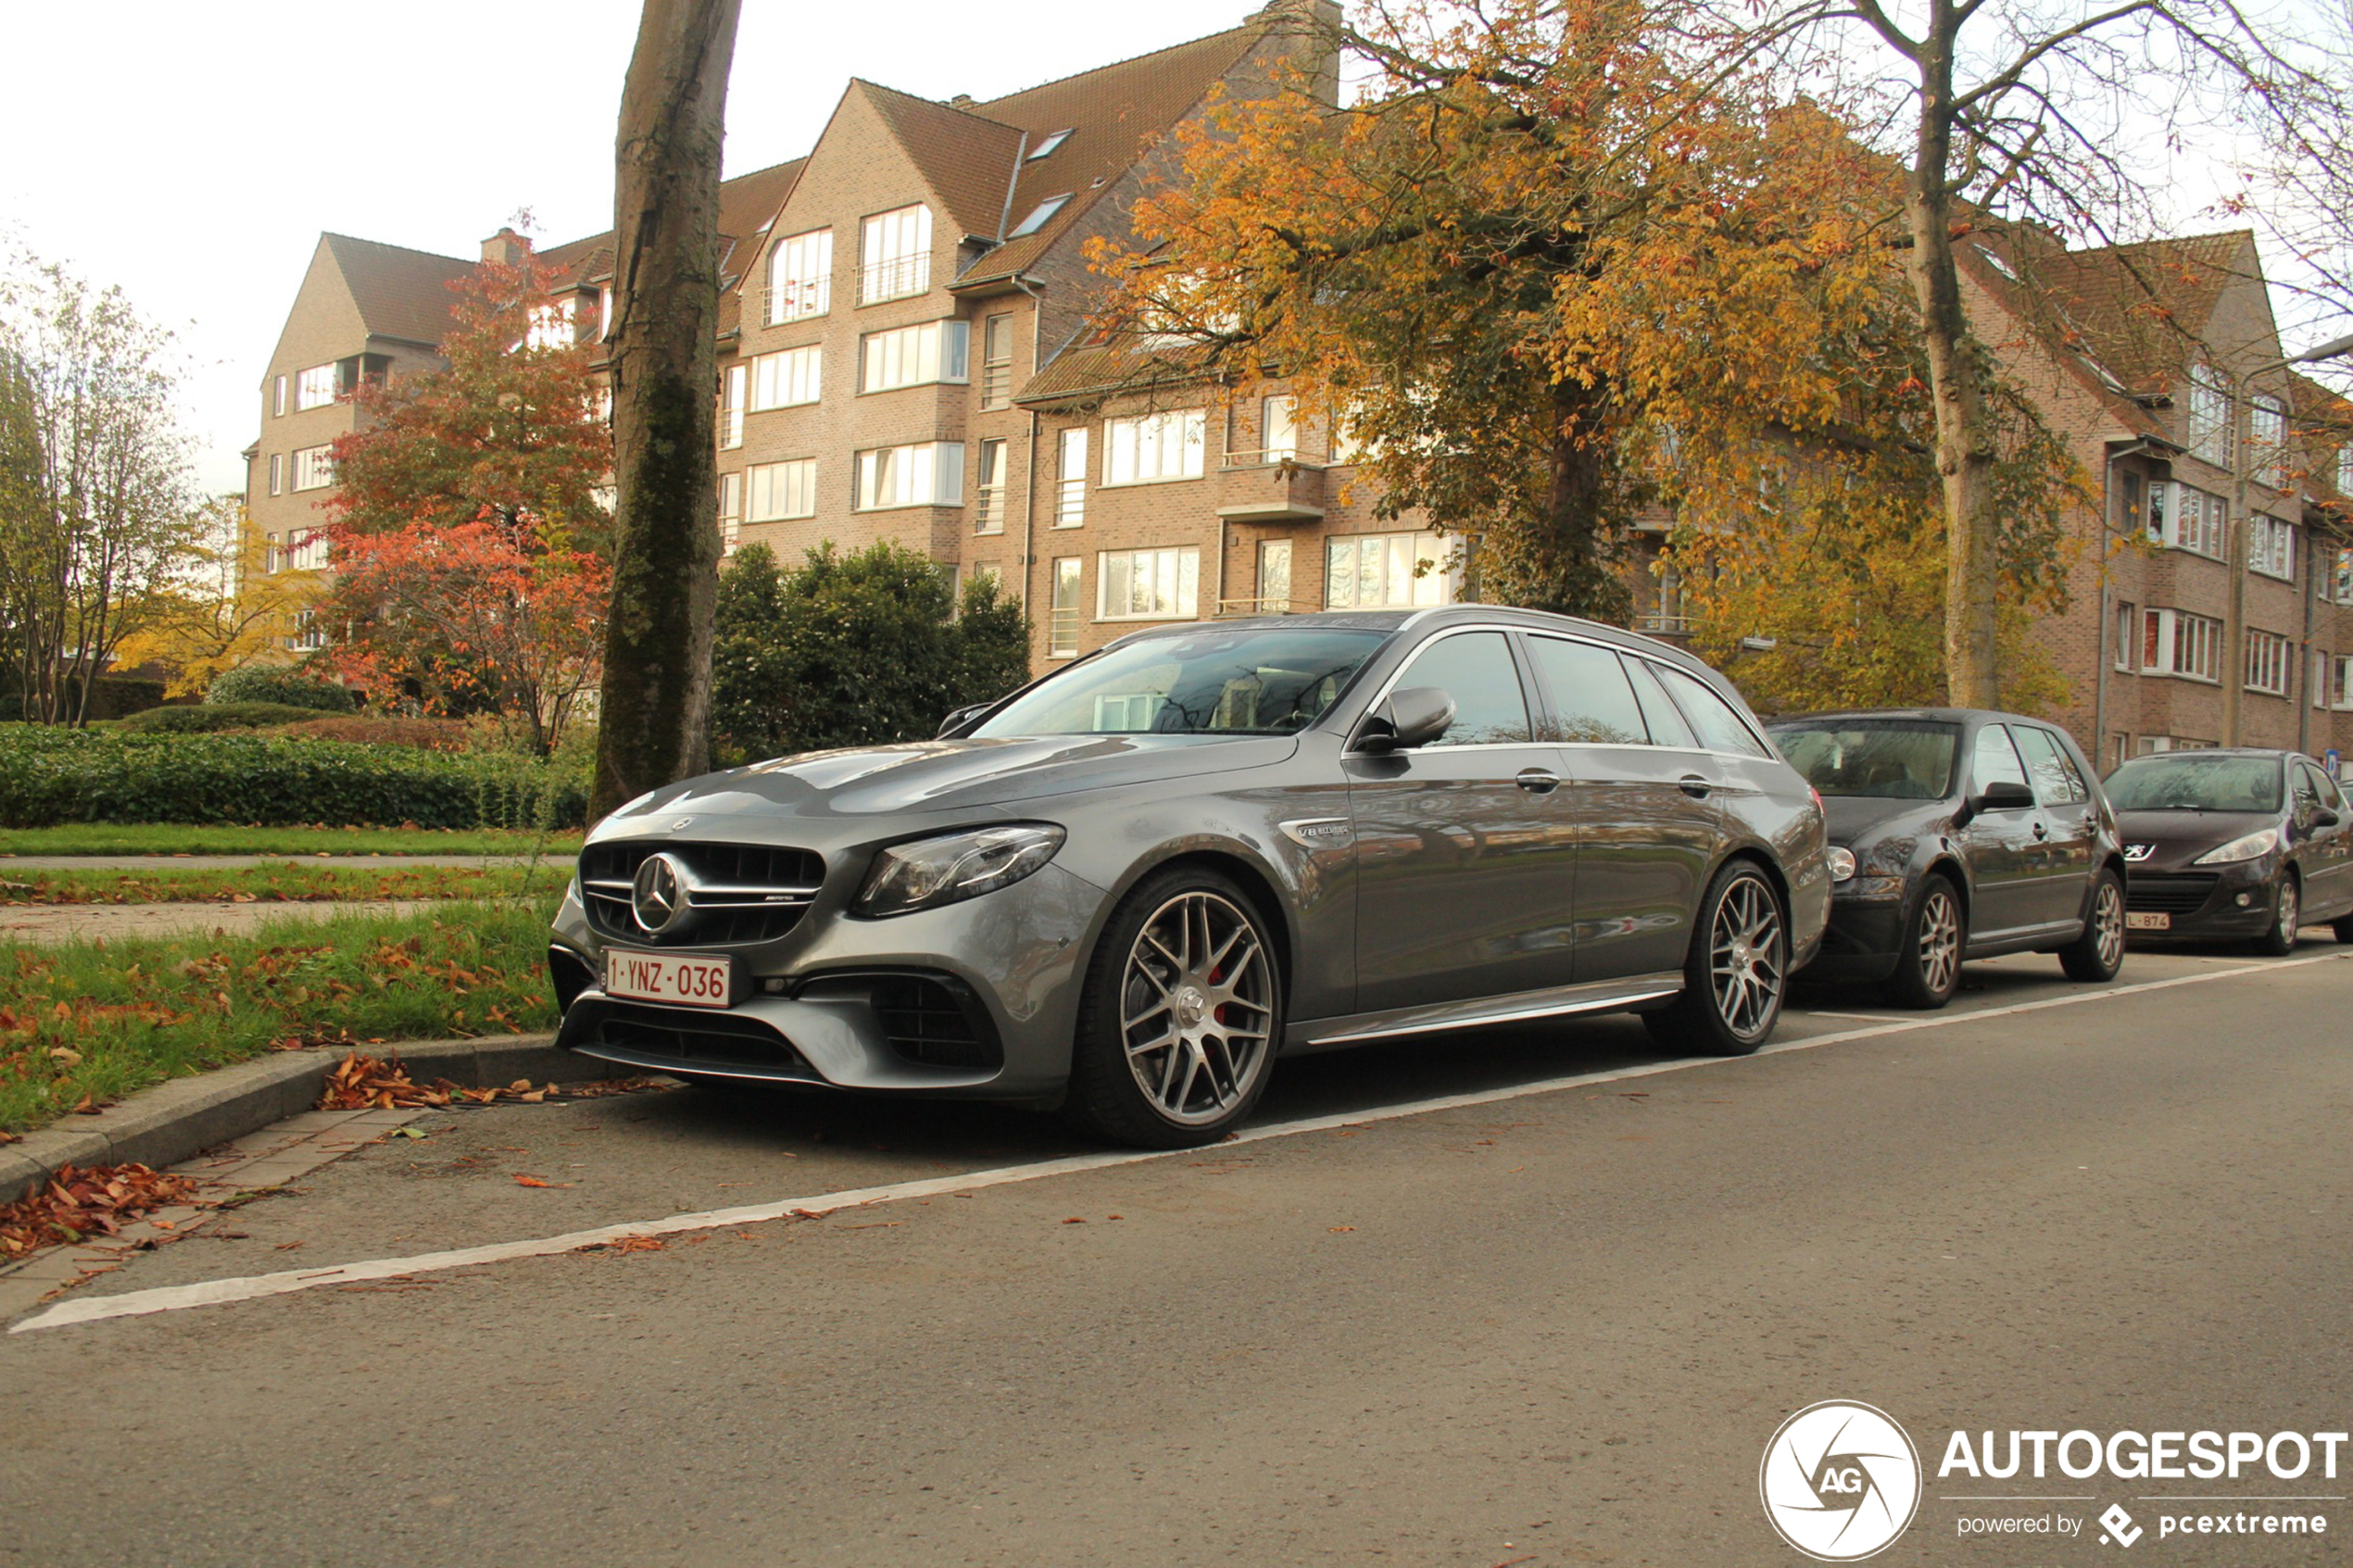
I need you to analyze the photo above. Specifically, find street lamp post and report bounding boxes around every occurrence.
[2222,333,2353,747]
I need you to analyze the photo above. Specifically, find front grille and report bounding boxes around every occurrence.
[2125,872,2220,915]
[580,840,826,946]
[581,999,817,1079]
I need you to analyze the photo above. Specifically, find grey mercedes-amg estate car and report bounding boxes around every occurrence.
[548,606,1831,1147]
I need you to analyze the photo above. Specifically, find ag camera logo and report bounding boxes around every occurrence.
[1760,1400,1923,1561]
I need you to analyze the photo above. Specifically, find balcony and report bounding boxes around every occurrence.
[1214,450,1325,523]
[1047,606,1084,658]
[859,254,930,306]
[973,485,1006,535]
[1634,610,1693,638]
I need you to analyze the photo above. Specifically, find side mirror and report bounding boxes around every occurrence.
[1357,685,1456,754]
[1975,780,2038,813]
[2314,807,2341,831]
[936,701,989,739]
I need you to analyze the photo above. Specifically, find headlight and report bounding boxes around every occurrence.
[1825,847,1857,883]
[854,823,1065,918]
[2193,828,2280,866]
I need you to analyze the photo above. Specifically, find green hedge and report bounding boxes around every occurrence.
[207,666,357,711]
[0,728,588,830]
[118,702,332,734]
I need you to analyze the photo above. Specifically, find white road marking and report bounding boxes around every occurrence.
[16,950,2348,1334]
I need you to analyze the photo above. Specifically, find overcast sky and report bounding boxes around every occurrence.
[2,1,2338,502]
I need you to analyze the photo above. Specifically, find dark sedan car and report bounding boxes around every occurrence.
[549,606,1830,1148]
[1766,709,2126,1008]
[2104,748,2353,953]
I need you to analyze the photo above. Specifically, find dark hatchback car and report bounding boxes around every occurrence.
[1766,709,2127,1008]
[549,607,1830,1148]
[2104,748,2353,953]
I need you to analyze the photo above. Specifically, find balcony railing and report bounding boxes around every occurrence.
[721,402,744,449]
[980,359,1013,409]
[1054,478,1086,529]
[763,277,829,326]
[973,486,1006,534]
[1635,610,1693,636]
[1214,596,1314,618]
[1048,606,1084,658]
[859,254,929,306]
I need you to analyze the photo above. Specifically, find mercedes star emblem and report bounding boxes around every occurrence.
[630,852,690,934]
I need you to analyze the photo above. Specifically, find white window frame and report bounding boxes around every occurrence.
[859,204,932,305]
[2143,608,2222,684]
[749,345,823,411]
[2246,628,2292,696]
[2112,599,2136,671]
[524,298,576,353]
[272,375,287,417]
[859,320,967,394]
[746,458,817,523]
[289,445,334,493]
[721,364,746,449]
[1007,194,1070,238]
[2187,361,2233,469]
[2247,513,2296,582]
[1097,546,1200,622]
[267,453,282,496]
[1055,427,1088,527]
[2338,446,2353,498]
[2335,654,2353,712]
[294,364,336,412]
[2251,395,2289,489]
[2149,481,2226,558]
[1324,531,1453,610]
[292,608,326,652]
[852,442,963,511]
[765,228,833,325]
[287,528,330,572]
[718,471,743,549]
[974,438,1008,535]
[1102,409,1206,485]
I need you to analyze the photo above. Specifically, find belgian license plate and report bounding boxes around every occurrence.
[2126,911,2171,932]
[604,949,733,1009]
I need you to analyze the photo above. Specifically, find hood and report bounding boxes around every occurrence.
[596,734,1302,833]
[2114,808,2278,866]
[1820,794,1951,847]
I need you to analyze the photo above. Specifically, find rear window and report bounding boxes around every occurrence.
[1652,665,1770,759]
[1770,721,1960,799]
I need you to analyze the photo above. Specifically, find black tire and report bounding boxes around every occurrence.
[2253,872,2300,957]
[1882,874,1965,1010]
[1064,867,1283,1148]
[2058,868,2127,982]
[1642,859,1788,1057]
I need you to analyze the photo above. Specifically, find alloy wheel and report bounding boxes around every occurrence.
[1709,873,1785,1041]
[1917,886,1961,997]
[2093,879,2126,971]
[2276,879,2299,947]
[1118,891,1276,1125]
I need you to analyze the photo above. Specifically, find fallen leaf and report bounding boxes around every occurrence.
[1329,1225,1356,1233]
[0,1162,198,1261]
[512,1174,568,1188]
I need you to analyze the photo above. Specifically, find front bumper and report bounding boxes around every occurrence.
[2122,860,2281,942]
[1800,882,1907,982]
[547,859,1109,1102]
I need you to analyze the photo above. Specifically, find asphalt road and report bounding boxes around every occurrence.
[4,944,2349,1567]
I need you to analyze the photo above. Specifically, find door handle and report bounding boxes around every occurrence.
[1679,775,1713,798]
[1516,769,1562,795]
[2032,822,2049,841]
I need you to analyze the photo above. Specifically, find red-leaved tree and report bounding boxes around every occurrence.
[319,240,612,754]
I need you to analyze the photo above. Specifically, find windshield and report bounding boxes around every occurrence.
[2104,755,2283,813]
[1769,721,1960,799]
[974,627,1390,737]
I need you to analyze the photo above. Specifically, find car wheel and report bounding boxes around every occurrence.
[1065,868,1282,1148]
[1643,860,1787,1056]
[2058,869,2127,982]
[1883,874,1965,1010]
[2253,872,2300,957]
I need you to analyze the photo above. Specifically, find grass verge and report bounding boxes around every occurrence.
[1,861,569,906]
[0,899,561,1134]
[0,824,584,859]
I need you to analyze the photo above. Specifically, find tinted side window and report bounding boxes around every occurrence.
[2012,725,2087,805]
[1395,630,1531,746]
[1654,665,1769,759]
[1626,659,1698,747]
[1526,636,1648,745]
[2303,762,2344,812]
[1971,724,2031,795]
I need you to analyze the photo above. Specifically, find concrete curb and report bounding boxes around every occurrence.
[0,1033,609,1204]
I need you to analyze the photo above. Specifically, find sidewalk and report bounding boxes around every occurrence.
[0,854,554,870]
[0,898,443,946]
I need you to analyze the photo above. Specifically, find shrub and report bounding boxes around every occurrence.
[267,716,472,752]
[0,728,588,830]
[207,665,356,712]
[119,703,332,734]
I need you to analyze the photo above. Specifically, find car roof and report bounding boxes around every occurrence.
[2110,746,2309,762]
[1106,604,1727,681]
[1770,707,2049,728]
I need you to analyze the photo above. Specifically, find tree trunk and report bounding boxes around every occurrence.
[592,0,741,818]
[1905,21,2002,708]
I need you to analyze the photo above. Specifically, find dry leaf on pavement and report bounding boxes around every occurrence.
[0,1162,199,1261]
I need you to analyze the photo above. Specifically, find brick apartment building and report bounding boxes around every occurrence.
[245,0,2353,768]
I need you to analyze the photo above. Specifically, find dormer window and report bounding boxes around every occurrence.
[1026,129,1073,160]
[1008,194,1071,239]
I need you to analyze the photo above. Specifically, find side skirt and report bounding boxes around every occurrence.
[1283,972,1686,1057]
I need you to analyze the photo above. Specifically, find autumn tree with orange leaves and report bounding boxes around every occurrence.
[320,241,611,754]
[1092,0,2080,704]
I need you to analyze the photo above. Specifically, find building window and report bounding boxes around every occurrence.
[719,471,743,549]
[974,439,1007,534]
[267,454,282,496]
[1055,427,1088,526]
[859,204,932,305]
[746,458,817,522]
[1099,546,1200,621]
[2334,547,2353,607]
[1259,395,1299,462]
[2112,600,2136,671]
[2338,445,2353,498]
[721,364,746,448]
[1049,558,1083,657]
[2251,395,2289,488]
[2247,513,2295,581]
[2143,608,2221,683]
[853,442,963,510]
[272,375,287,417]
[292,608,326,652]
[2314,651,2333,710]
[860,320,968,393]
[1103,409,1205,484]
[294,364,336,411]
[766,228,833,325]
[2186,361,2233,468]
[980,313,1014,409]
[2335,655,2353,711]
[524,298,576,352]
[287,529,330,571]
[1007,194,1070,239]
[1325,531,1452,609]
[1026,128,1073,160]
[750,345,822,410]
[2246,629,2292,696]
[2149,481,2226,558]
[289,445,334,492]
[1258,538,1293,614]
[2119,469,2142,530]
